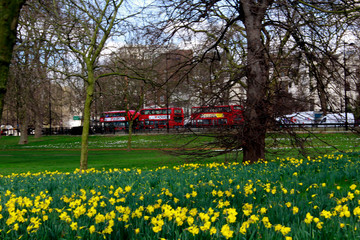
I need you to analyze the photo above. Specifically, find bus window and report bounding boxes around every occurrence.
[218,119,227,125]
[174,109,182,114]
[203,119,211,125]
[174,117,183,123]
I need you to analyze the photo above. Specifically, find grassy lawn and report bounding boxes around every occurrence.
[0,150,181,175]
[0,132,359,175]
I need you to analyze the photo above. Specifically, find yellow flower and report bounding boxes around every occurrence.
[239,225,247,235]
[70,222,78,231]
[316,222,323,230]
[292,207,299,215]
[281,226,291,236]
[221,224,234,239]
[89,225,96,234]
[125,186,132,192]
[13,223,19,231]
[210,227,217,235]
[249,214,259,223]
[320,210,332,219]
[109,198,116,205]
[189,208,197,217]
[354,206,360,216]
[260,207,267,214]
[217,190,224,197]
[187,216,194,225]
[274,224,283,232]
[188,225,199,236]
[242,203,253,216]
[135,228,140,234]
[304,213,313,224]
[262,216,272,228]
[200,221,211,231]
[285,202,292,208]
[152,225,162,233]
[95,213,106,224]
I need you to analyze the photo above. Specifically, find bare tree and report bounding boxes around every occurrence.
[47,0,143,170]
[148,0,360,163]
[96,45,153,150]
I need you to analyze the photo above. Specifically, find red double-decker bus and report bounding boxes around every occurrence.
[190,105,244,127]
[99,110,139,131]
[138,107,184,129]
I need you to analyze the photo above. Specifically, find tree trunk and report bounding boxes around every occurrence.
[127,120,133,151]
[241,0,272,163]
[317,83,327,115]
[0,0,26,123]
[18,111,28,144]
[34,111,43,138]
[316,61,328,115]
[80,64,95,171]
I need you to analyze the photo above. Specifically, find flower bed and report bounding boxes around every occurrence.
[1,152,360,239]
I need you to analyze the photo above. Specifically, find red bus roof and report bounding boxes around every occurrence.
[191,105,242,108]
[102,110,136,113]
[140,107,182,110]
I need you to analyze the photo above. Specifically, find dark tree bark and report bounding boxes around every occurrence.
[241,0,273,163]
[0,0,26,124]
[18,109,28,144]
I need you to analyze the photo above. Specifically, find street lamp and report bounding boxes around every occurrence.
[343,42,355,131]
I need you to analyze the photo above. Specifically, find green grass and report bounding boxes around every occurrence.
[0,132,359,175]
[0,134,225,175]
[0,150,180,175]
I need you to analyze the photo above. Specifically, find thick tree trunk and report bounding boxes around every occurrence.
[34,112,43,138]
[241,0,272,163]
[18,112,28,144]
[0,0,26,123]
